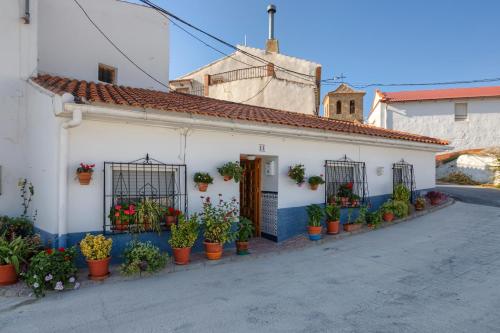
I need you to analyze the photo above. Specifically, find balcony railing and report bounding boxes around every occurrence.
[208,65,273,86]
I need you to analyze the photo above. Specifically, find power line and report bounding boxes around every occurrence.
[321,77,500,89]
[72,0,170,90]
[238,76,274,103]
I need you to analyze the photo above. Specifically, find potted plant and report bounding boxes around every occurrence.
[392,200,409,218]
[366,210,382,229]
[427,191,445,206]
[415,196,426,211]
[343,207,364,232]
[380,201,395,222]
[201,196,238,260]
[217,161,244,182]
[121,241,168,275]
[76,163,95,185]
[169,214,199,265]
[0,236,30,286]
[79,234,112,281]
[164,207,182,229]
[350,193,361,207]
[194,172,214,192]
[108,203,136,231]
[324,204,340,235]
[337,183,353,206]
[306,204,324,240]
[134,199,162,233]
[24,247,79,297]
[235,217,254,255]
[393,184,411,202]
[308,175,325,191]
[288,164,305,186]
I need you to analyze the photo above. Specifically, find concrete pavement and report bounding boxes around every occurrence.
[437,184,500,207]
[1,201,500,332]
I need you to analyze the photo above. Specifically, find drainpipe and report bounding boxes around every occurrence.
[57,109,82,247]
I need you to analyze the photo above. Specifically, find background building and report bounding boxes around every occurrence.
[323,83,365,122]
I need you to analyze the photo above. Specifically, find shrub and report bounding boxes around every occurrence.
[306,204,324,227]
[24,247,79,297]
[393,184,411,202]
[236,217,254,242]
[366,210,382,227]
[308,175,325,186]
[0,216,34,240]
[355,205,368,224]
[193,172,214,184]
[169,214,199,249]
[439,171,479,185]
[288,164,305,185]
[80,234,112,260]
[392,200,409,218]
[217,161,244,183]
[324,204,340,221]
[201,196,238,244]
[121,241,168,275]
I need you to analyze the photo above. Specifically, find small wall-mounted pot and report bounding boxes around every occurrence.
[77,172,92,185]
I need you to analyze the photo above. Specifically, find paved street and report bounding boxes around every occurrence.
[1,201,500,333]
[437,184,500,207]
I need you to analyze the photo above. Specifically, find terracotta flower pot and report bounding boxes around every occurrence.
[310,184,319,191]
[351,199,360,207]
[166,215,176,229]
[77,172,92,185]
[307,225,322,241]
[113,219,128,231]
[0,264,18,286]
[204,241,223,260]
[223,175,233,181]
[236,241,249,255]
[415,205,425,211]
[197,183,208,192]
[383,212,394,222]
[367,224,376,230]
[343,223,362,232]
[430,198,440,206]
[87,257,111,281]
[327,220,340,234]
[173,247,191,265]
[340,197,350,207]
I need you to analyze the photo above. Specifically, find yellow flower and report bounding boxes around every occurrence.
[80,234,112,260]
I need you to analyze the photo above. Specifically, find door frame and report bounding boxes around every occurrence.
[239,157,262,237]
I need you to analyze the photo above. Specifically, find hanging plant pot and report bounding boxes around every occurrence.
[310,184,319,191]
[204,241,223,260]
[87,257,111,281]
[343,223,362,232]
[236,241,249,255]
[307,226,322,241]
[383,212,394,222]
[326,220,340,234]
[77,172,92,185]
[0,264,18,286]
[197,183,208,192]
[223,175,233,182]
[172,247,191,265]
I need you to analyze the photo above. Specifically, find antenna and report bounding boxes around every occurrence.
[244,34,247,46]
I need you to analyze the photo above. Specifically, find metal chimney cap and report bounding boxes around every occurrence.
[267,4,276,14]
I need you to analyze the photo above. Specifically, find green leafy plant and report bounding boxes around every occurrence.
[393,184,411,202]
[324,204,340,221]
[217,161,244,183]
[18,179,37,222]
[121,241,168,275]
[346,208,354,224]
[415,196,426,209]
[201,196,238,244]
[306,204,324,227]
[134,199,163,233]
[380,200,394,214]
[366,210,382,228]
[236,217,254,242]
[337,182,353,197]
[0,236,32,273]
[350,193,361,202]
[169,214,199,249]
[308,175,325,186]
[355,205,368,224]
[24,247,79,297]
[193,172,214,184]
[0,216,34,240]
[392,200,409,218]
[288,164,305,185]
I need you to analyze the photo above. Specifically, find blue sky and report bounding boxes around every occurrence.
[152,0,500,115]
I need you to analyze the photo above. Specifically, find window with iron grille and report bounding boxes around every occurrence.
[103,155,187,234]
[392,160,415,202]
[325,157,368,207]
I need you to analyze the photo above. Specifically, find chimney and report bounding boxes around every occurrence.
[265,4,279,53]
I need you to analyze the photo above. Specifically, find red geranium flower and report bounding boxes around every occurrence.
[45,249,53,255]
[115,205,122,210]
[58,247,65,252]
[124,210,131,215]
[115,212,120,217]
[346,182,353,190]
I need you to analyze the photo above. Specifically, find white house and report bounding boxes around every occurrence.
[368,86,500,151]
[170,5,322,116]
[1,0,448,256]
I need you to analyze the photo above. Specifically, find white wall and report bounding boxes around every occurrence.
[64,119,437,234]
[38,0,169,90]
[0,0,39,216]
[371,98,500,151]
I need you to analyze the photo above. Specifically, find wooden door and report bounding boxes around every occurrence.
[240,158,261,236]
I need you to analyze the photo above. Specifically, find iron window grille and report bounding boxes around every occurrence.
[103,154,187,234]
[392,159,416,202]
[325,156,368,207]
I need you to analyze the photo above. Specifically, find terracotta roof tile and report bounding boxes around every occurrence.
[33,74,448,146]
[380,86,500,103]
